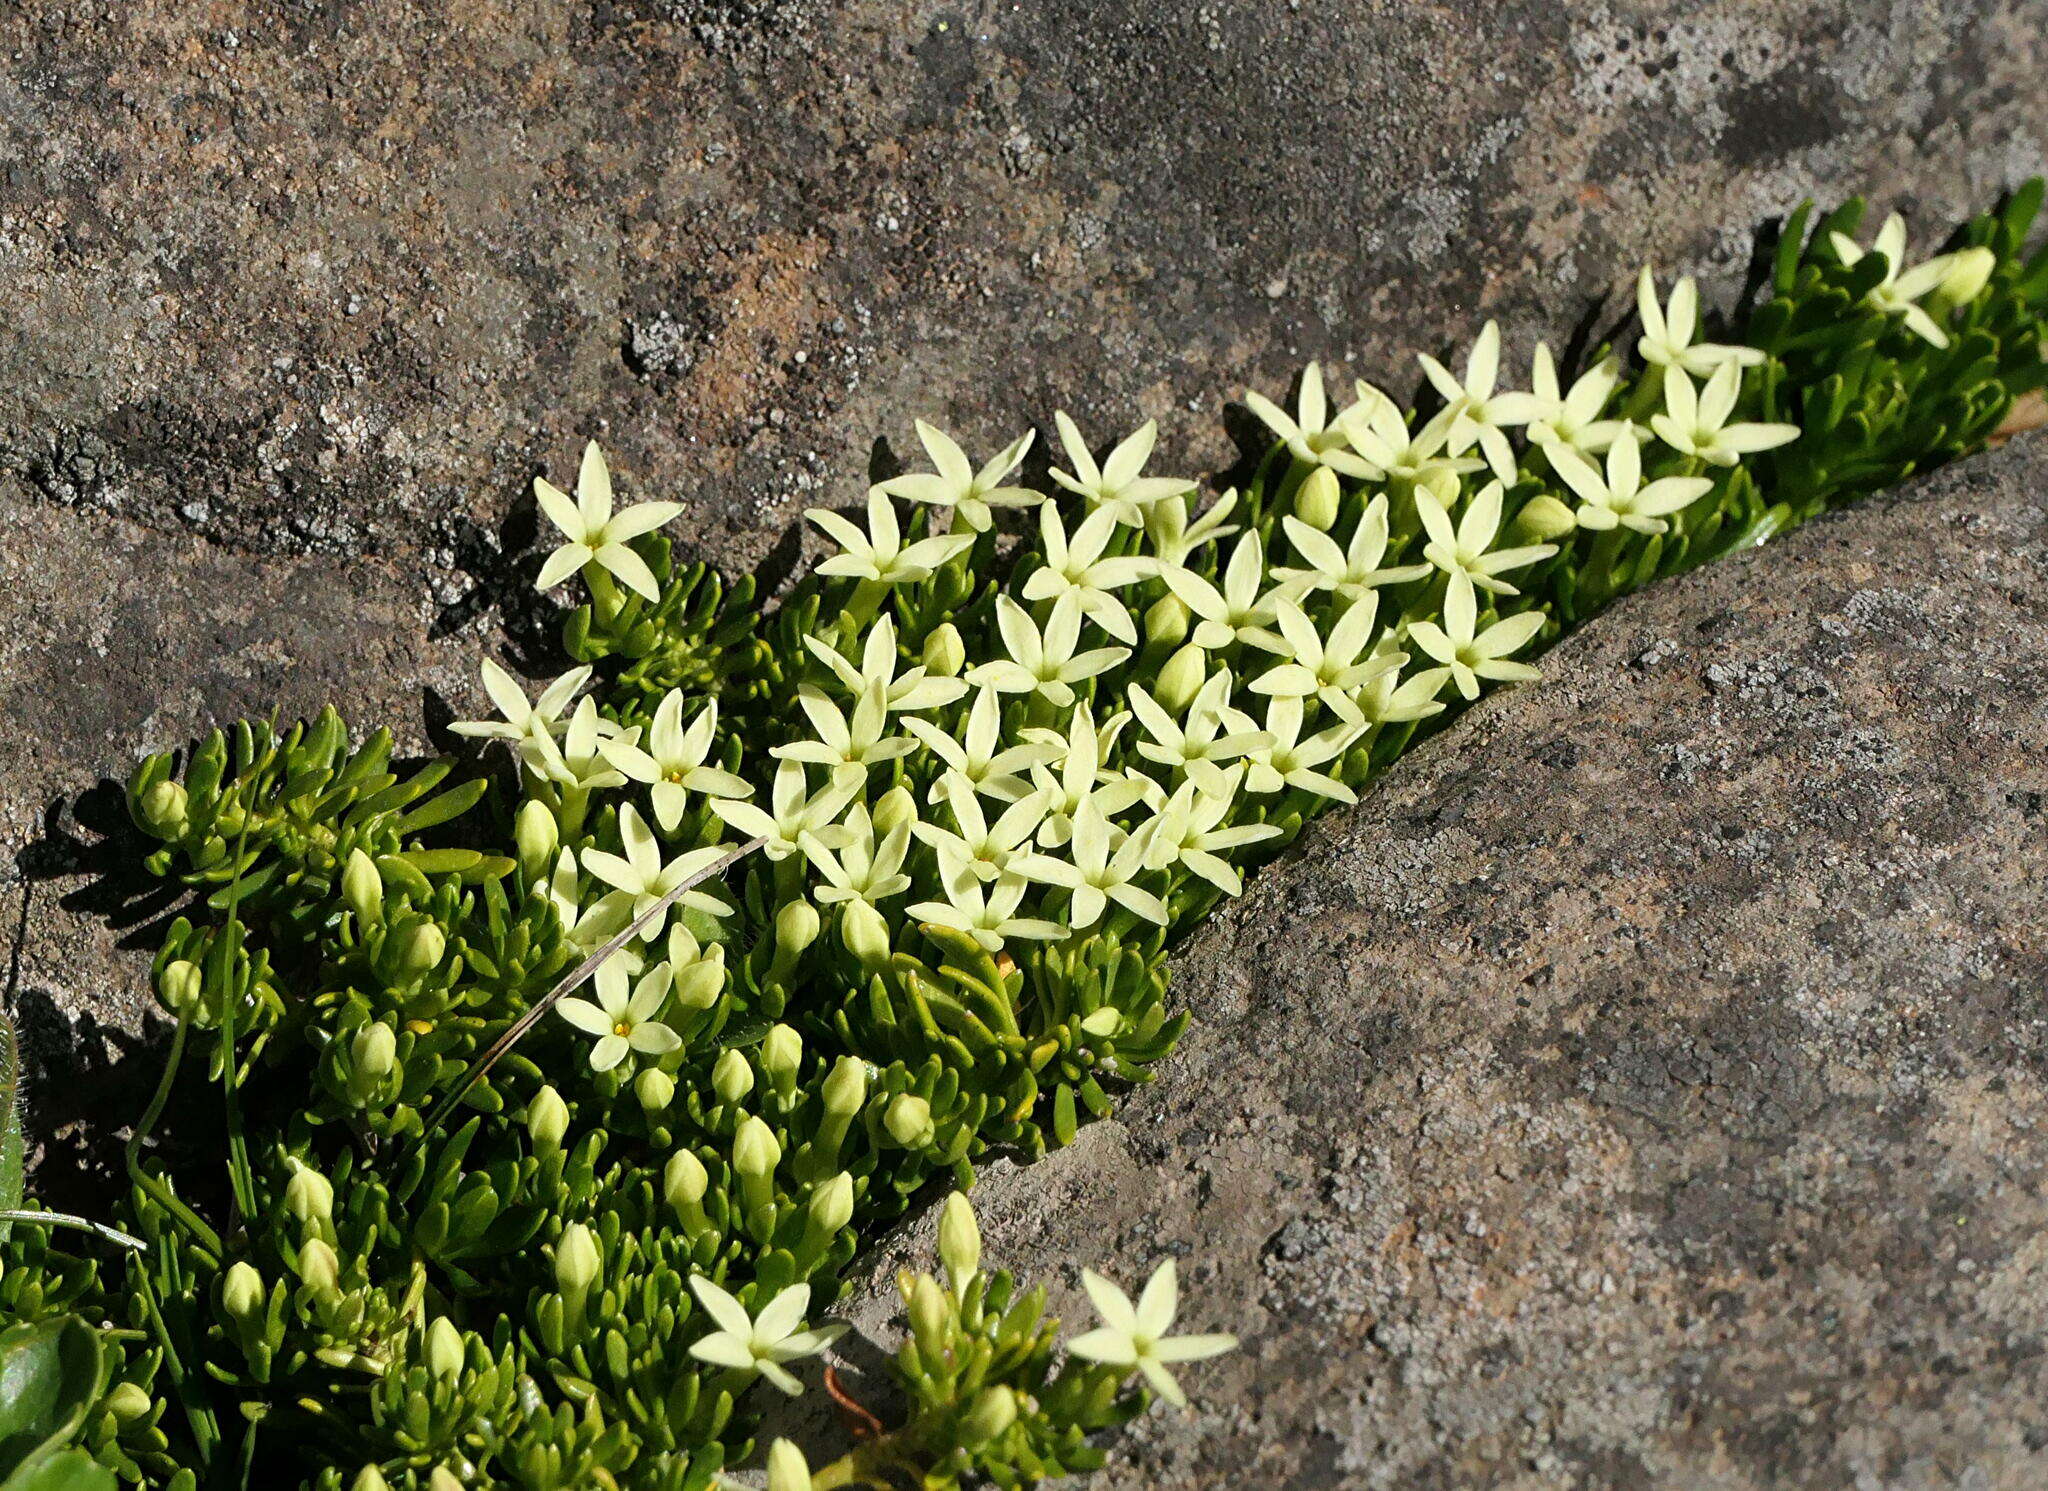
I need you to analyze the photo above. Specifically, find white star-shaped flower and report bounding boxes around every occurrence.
[1219,695,1365,804]
[1339,395,1484,498]
[600,693,753,831]
[687,1277,845,1397]
[449,661,591,752]
[1648,365,1800,468]
[1829,212,1962,347]
[1142,769,1280,897]
[524,696,632,792]
[900,687,1062,805]
[807,489,974,585]
[1635,268,1766,377]
[1050,414,1194,527]
[1414,482,1557,597]
[1142,489,1239,569]
[1416,321,1545,481]
[873,421,1041,532]
[533,443,683,601]
[555,959,681,1072]
[579,803,735,935]
[770,682,919,785]
[1242,363,1376,477]
[1022,703,1147,848]
[1159,530,1292,650]
[1126,671,1271,798]
[713,761,857,862]
[803,616,968,715]
[1067,1261,1236,1409]
[909,873,1066,953]
[1273,494,1431,603]
[965,594,1130,709]
[1020,503,1152,645]
[1011,799,1164,930]
[911,776,1049,885]
[1546,428,1714,534]
[1246,595,1405,727]
[1523,344,1628,458]
[1405,573,1547,701]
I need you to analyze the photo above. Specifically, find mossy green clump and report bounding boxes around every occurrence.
[1,188,2043,1491]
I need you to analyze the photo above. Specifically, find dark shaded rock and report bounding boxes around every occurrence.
[837,437,2048,1489]
[0,0,2042,589]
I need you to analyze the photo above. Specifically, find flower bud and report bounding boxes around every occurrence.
[672,951,725,1012]
[351,1468,391,1491]
[386,920,446,980]
[938,1192,980,1292]
[775,899,821,957]
[340,849,382,927]
[921,623,967,678]
[906,1271,950,1341]
[1144,593,1190,648]
[734,1115,782,1178]
[139,780,189,840]
[425,1316,465,1377]
[297,1238,340,1296]
[959,1385,1018,1446]
[1294,467,1341,531]
[808,1172,855,1236]
[1937,245,1995,306]
[1512,492,1578,543]
[222,1262,265,1321]
[1154,644,1208,714]
[527,1085,570,1154]
[105,1382,153,1423]
[428,1470,463,1491]
[872,785,917,837]
[515,798,560,882]
[712,1048,754,1105]
[839,901,892,963]
[158,959,204,1018]
[822,1056,868,1119]
[635,1068,676,1112]
[285,1159,334,1226]
[761,1024,802,1093]
[352,1022,397,1080]
[664,1148,708,1211]
[883,1093,934,1149]
[766,1439,814,1491]
[554,1223,600,1296]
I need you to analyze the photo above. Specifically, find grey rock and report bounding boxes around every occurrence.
[832,436,2048,1490]
[0,1,2042,579]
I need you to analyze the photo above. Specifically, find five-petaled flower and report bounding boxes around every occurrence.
[966,594,1130,708]
[1067,1260,1237,1409]
[1273,494,1430,603]
[687,1278,845,1396]
[1829,212,1963,347]
[1414,482,1557,596]
[1021,503,1153,644]
[451,660,592,754]
[534,442,684,601]
[1416,321,1545,482]
[1013,799,1165,929]
[556,959,682,1072]
[1242,363,1376,477]
[1247,595,1405,727]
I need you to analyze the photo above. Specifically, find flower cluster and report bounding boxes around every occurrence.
[5,186,2039,1491]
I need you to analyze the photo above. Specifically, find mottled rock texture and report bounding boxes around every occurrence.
[0,0,2042,584]
[840,437,2048,1490]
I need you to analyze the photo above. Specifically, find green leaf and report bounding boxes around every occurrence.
[0,1006,22,1238]
[3,1449,118,1491]
[0,1318,108,1478]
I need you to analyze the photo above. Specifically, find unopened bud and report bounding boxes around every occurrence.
[341,849,383,924]
[938,1192,980,1293]
[734,1115,782,1178]
[425,1316,465,1377]
[907,1271,950,1341]
[959,1384,1018,1446]
[158,959,204,1018]
[1513,492,1578,543]
[105,1381,153,1424]
[921,623,966,678]
[665,1148,708,1211]
[712,1048,754,1105]
[297,1238,340,1296]
[351,1022,397,1080]
[1154,644,1208,714]
[527,1085,570,1153]
[139,780,189,840]
[1294,466,1341,530]
[839,901,892,963]
[635,1068,676,1112]
[1144,593,1190,648]
[883,1093,934,1149]
[776,900,821,957]
[554,1223,600,1296]
[1938,245,1996,306]
[872,785,917,837]
[515,798,560,882]
[222,1262,265,1321]
[761,1024,802,1093]
[428,1470,463,1491]
[808,1172,855,1236]
[766,1439,814,1491]
[822,1056,868,1119]
[285,1159,334,1226]
[388,921,446,980]
[351,1467,391,1491]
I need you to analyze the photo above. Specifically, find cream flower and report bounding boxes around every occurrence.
[534,443,683,601]
[1547,428,1714,534]
[1338,396,1484,497]
[1414,482,1557,596]
[600,693,752,831]
[803,615,967,715]
[1416,321,1544,481]
[687,1278,844,1397]
[806,490,974,585]
[1246,595,1405,727]
[580,803,735,933]
[555,959,680,1072]
[1050,414,1194,527]
[1067,1261,1236,1409]
[1012,800,1165,930]
[1523,344,1628,457]
[1126,671,1271,798]
[1648,366,1800,468]
[1635,268,1766,377]
[1274,494,1431,603]
[909,873,1066,952]
[769,683,918,784]
[1159,530,1292,650]
[1404,574,1546,700]
[713,760,857,862]
[1021,503,1152,645]
[965,594,1130,708]
[901,687,1061,804]
[1242,363,1376,477]
[450,661,591,752]
[1829,212,1962,347]
[1142,489,1239,569]
[911,776,1049,885]
[1220,695,1365,803]
[1142,770,1280,896]
[874,422,1041,531]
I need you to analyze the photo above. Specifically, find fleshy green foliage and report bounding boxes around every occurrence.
[2,187,2043,1491]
